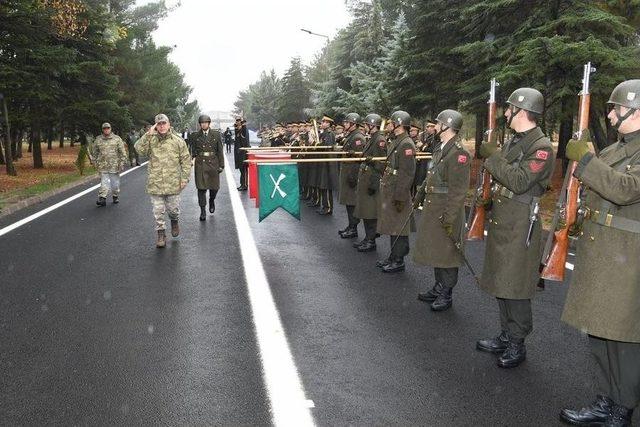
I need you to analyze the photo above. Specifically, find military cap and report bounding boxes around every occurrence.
[390,110,411,127]
[436,109,463,131]
[425,120,436,127]
[198,114,211,123]
[343,113,361,124]
[321,115,334,123]
[101,122,111,129]
[507,88,544,114]
[410,122,421,130]
[364,113,382,127]
[155,113,169,123]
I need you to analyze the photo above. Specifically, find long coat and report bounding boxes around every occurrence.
[354,131,387,219]
[413,136,471,268]
[188,129,224,190]
[479,127,554,299]
[377,132,416,236]
[338,129,367,205]
[317,129,338,191]
[562,132,640,343]
[233,126,250,169]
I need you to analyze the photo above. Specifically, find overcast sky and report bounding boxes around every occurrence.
[141,0,353,113]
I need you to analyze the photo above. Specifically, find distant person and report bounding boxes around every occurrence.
[127,129,140,166]
[233,118,250,191]
[223,127,233,153]
[134,114,192,248]
[91,122,127,206]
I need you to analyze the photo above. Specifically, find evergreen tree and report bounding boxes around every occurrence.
[277,57,310,122]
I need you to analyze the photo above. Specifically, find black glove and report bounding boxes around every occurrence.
[367,187,376,196]
[412,187,426,209]
[393,200,405,213]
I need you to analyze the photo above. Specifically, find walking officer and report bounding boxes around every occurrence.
[338,113,367,239]
[475,88,554,368]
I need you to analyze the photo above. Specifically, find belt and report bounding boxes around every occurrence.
[199,152,216,157]
[497,186,536,205]
[587,209,640,234]
[426,185,448,194]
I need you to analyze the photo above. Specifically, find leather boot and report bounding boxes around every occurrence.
[340,227,358,239]
[170,219,179,237]
[338,225,351,235]
[156,230,166,248]
[112,195,119,204]
[317,207,332,215]
[382,258,405,273]
[418,282,443,303]
[357,240,376,252]
[376,257,391,268]
[209,197,215,213]
[560,395,613,426]
[497,338,526,368]
[476,331,509,354]
[199,207,206,221]
[605,404,633,427]
[352,238,367,249]
[96,197,106,207]
[430,286,453,311]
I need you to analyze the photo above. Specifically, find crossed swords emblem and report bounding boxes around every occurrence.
[269,173,287,199]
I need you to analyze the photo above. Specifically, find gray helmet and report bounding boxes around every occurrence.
[390,110,411,127]
[506,88,544,114]
[198,114,211,123]
[436,109,463,131]
[608,80,640,110]
[364,113,382,127]
[343,113,361,125]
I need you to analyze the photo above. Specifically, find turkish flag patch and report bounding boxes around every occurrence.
[529,160,545,173]
[458,155,467,164]
[535,150,549,160]
[355,139,363,146]
[379,140,386,148]
[405,148,414,156]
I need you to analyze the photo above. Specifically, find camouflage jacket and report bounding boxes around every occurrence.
[91,134,127,173]
[134,130,192,195]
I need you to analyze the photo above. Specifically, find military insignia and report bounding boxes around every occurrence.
[379,140,385,148]
[535,150,549,160]
[518,95,525,102]
[355,139,363,145]
[529,160,545,173]
[457,155,467,164]
[628,92,636,101]
[404,148,413,156]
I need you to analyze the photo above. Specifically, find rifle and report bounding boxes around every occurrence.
[467,78,499,240]
[540,62,595,281]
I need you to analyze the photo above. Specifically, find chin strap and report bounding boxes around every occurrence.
[613,105,636,130]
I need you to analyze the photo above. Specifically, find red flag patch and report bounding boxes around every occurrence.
[535,150,549,160]
[529,160,545,173]
[379,140,386,148]
[458,155,467,164]
[405,148,414,156]
[355,139,363,146]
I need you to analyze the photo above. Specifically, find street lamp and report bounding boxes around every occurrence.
[300,28,329,39]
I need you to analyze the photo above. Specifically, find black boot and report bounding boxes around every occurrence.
[338,225,351,235]
[497,338,526,368]
[199,207,206,221]
[476,331,509,354]
[317,207,332,215]
[605,404,633,427]
[357,240,376,252]
[430,286,453,311]
[382,258,405,273]
[340,227,358,239]
[418,282,443,303]
[352,238,367,249]
[112,195,119,204]
[209,197,215,213]
[96,197,106,207]
[559,395,613,426]
[376,257,391,268]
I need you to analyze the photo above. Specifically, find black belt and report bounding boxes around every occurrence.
[496,186,537,205]
[587,209,640,234]
[426,185,448,194]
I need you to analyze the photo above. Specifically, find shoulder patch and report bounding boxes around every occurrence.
[457,154,467,164]
[355,139,363,146]
[529,160,545,173]
[535,149,549,160]
[379,139,386,148]
[404,148,414,156]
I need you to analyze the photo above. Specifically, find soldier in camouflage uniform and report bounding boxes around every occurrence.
[559,80,640,427]
[338,113,367,239]
[91,122,128,206]
[412,110,470,312]
[476,88,555,368]
[134,114,192,248]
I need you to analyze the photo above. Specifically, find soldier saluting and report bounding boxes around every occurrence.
[559,80,640,427]
[476,88,554,368]
[188,114,224,221]
[412,110,470,311]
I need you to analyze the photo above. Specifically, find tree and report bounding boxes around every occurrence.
[277,57,310,122]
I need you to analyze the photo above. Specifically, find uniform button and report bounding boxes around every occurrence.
[488,219,492,224]
[589,236,595,241]
[427,200,431,204]
[497,199,501,204]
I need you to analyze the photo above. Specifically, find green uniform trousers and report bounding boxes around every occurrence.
[497,298,532,340]
[590,335,640,409]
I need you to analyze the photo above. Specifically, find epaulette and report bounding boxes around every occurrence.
[454,140,462,149]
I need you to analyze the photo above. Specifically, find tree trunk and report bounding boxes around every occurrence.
[0,136,5,164]
[557,97,573,175]
[13,128,22,159]
[70,127,75,147]
[1,97,16,175]
[59,122,64,148]
[31,126,44,169]
[47,126,53,150]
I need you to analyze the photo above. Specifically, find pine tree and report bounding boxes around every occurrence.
[277,57,310,122]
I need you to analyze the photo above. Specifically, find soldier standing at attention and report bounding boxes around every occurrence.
[91,122,128,206]
[353,113,386,251]
[559,80,640,427]
[233,118,250,191]
[414,120,436,195]
[412,110,470,311]
[223,127,233,154]
[338,113,367,239]
[134,114,192,248]
[188,114,224,221]
[317,116,336,215]
[376,110,416,273]
[475,88,554,368]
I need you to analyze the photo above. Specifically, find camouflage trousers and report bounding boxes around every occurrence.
[99,172,120,198]
[149,194,181,231]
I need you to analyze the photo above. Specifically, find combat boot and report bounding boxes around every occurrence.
[156,230,166,248]
[418,282,443,303]
[209,197,215,214]
[357,240,376,252]
[199,207,206,221]
[476,331,509,354]
[317,207,332,215]
[352,238,367,249]
[605,404,633,427]
[338,225,351,235]
[430,286,453,311]
[170,219,180,237]
[560,395,613,426]
[497,338,526,368]
[112,195,119,204]
[340,227,358,239]
[376,257,391,268]
[382,258,405,273]
[96,197,106,207]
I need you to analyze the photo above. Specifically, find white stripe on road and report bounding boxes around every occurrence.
[223,157,315,427]
[0,162,148,238]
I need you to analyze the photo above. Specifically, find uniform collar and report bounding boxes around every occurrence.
[620,128,640,146]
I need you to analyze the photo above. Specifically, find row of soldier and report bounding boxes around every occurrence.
[250,81,640,426]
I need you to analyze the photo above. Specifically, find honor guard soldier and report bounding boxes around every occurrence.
[376,110,416,273]
[188,114,224,221]
[353,113,387,251]
[233,118,250,191]
[317,116,337,215]
[338,113,367,238]
[476,88,554,368]
[412,110,470,311]
[414,120,436,194]
[559,80,640,427]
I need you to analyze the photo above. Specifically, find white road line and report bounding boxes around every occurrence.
[0,162,148,238]
[223,157,315,427]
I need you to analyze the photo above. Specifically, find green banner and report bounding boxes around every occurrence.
[258,163,300,222]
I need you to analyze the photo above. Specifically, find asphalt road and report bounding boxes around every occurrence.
[0,151,635,426]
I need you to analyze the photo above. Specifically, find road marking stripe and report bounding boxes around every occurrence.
[223,157,314,427]
[0,162,148,238]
